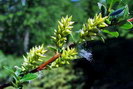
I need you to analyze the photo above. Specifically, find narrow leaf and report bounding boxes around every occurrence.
[4,66,14,74]
[110,8,125,16]
[20,73,37,82]
[123,5,130,18]
[102,30,119,37]
[98,3,107,16]
[47,46,57,52]
[120,22,133,29]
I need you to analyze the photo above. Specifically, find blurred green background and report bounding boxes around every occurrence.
[0,0,133,89]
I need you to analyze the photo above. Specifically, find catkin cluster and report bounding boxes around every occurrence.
[50,47,77,68]
[21,45,47,71]
[80,13,108,41]
[52,16,74,48]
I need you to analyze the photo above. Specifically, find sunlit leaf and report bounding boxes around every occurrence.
[102,30,119,37]
[120,22,133,29]
[20,73,38,82]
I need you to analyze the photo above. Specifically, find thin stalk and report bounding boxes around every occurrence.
[0,53,61,89]
[30,52,61,73]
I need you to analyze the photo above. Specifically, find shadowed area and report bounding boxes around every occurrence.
[73,37,133,89]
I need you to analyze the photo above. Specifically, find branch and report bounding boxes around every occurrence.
[0,53,61,89]
[29,52,61,73]
[0,43,75,89]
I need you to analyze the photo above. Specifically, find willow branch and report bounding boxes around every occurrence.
[29,52,61,73]
[0,43,76,89]
[0,53,61,89]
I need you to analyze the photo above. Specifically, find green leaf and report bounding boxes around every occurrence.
[15,67,22,76]
[98,3,107,16]
[4,66,14,74]
[102,30,119,37]
[0,15,7,21]
[20,73,38,82]
[123,5,130,18]
[105,19,111,24]
[120,22,133,29]
[106,0,121,10]
[110,7,125,16]
[100,37,105,43]
[47,46,57,52]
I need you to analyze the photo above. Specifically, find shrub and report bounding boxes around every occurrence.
[0,0,133,89]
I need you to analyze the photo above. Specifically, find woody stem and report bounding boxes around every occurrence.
[29,52,61,73]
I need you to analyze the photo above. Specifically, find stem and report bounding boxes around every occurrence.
[0,53,61,89]
[108,0,113,12]
[70,33,76,43]
[0,42,76,89]
[30,52,61,73]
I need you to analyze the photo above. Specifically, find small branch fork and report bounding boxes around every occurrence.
[0,53,61,89]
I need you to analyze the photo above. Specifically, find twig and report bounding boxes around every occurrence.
[0,53,61,89]
[29,52,61,73]
[0,43,75,89]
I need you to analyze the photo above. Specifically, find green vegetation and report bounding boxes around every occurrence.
[0,51,22,79]
[0,0,91,55]
[0,0,133,89]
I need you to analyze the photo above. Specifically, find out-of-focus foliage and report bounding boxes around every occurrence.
[0,0,97,55]
[0,51,22,79]
[4,65,84,89]
[22,66,84,89]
